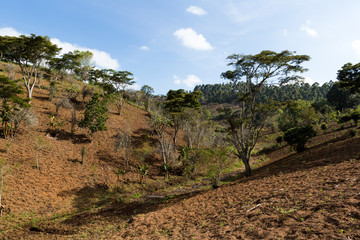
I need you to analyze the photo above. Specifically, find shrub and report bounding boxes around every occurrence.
[276,136,283,144]
[200,147,233,188]
[347,129,357,138]
[350,110,360,125]
[283,125,317,152]
[320,122,328,132]
[78,93,108,142]
[338,114,352,125]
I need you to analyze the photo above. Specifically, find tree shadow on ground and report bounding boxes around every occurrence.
[131,128,157,148]
[224,135,360,184]
[96,149,121,168]
[56,184,206,229]
[51,130,91,144]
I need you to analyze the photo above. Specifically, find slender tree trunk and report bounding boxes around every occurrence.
[242,156,251,177]
[0,171,3,215]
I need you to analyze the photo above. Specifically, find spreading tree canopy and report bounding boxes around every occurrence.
[0,34,60,99]
[337,62,360,94]
[221,50,310,176]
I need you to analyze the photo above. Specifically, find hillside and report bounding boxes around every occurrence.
[0,83,359,239]
[0,65,359,239]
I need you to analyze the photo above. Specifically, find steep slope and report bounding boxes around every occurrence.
[114,136,360,239]
[0,86,152,217]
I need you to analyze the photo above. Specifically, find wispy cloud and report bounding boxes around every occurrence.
[174,74,202,88]
[303,76,315,85]
[0,27,22,37]
[51,38,120,70]
[139,45,150,51]
[186,6,207,16]
[283,29,288,37]
[352,40,360,55]
[300,20,318,38]
[174,28,213,51]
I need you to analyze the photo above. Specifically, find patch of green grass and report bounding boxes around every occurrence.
[131,192,142,199]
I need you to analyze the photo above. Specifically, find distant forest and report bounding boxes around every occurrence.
[194,81,333,104]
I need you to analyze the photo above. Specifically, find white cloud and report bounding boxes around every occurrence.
[283,29,288,37]
[186,6,207,16]
[174,28,213,51]
[174,75,182,85]
[300,20,318,38]
[0,27,120,70]
[139,45,150,51]
[51,38,120,70]
[303,76,315,85]
[126,83,141,91]
[0,27,22,37]
[352,40,360,55]
[173,74,202,88]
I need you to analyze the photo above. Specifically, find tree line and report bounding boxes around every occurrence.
[194,81,333,105]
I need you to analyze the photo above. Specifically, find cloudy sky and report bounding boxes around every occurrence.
[1,0,360,94]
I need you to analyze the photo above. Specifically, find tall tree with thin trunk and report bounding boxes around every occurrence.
[0,34,60,99]
[221,50,310,176]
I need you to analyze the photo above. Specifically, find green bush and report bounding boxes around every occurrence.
[283,125,317,152]
[338,114,352,125]
[350,110,360,125]
[320,122,328,132]
[276,136,283,144]
[347,129,357,138]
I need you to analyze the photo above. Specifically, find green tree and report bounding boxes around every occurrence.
[337,62,360,94]
[140,85,154,96]
[90,69,134,115]
[73,50,94,82]
[221,50,310,176]
[283,125,316,152]
[0,34,60,99]
[48,51,83,82]
[164,89,202,146]
[0,75,30,138]
[78,93,109,142]
[326,82,360,111]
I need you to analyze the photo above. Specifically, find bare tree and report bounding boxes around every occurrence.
[0,159,10,216]
[114,129,132,168]
[4,63,16,80]
[53,96,72,116]
[149,112,175,179]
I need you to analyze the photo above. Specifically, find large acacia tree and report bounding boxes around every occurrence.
[0,34,60,99]
[221,50,310,176]
[337,62,360,94]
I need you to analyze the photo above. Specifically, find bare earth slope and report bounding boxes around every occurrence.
[0,82,359,239]
[115,136,360,240]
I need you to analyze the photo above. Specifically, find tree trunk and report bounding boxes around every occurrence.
[242,157,252,177]
[0,172,3,214]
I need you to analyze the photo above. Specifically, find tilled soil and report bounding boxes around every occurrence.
[112,136,360,240]
[0,84,359,239]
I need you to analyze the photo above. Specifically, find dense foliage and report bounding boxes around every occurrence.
[194,81,332,105]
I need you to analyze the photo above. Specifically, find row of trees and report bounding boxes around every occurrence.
[194,81,332,105]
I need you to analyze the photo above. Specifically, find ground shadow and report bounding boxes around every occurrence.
[96,149,120,168]
[55,183,207,229]
[131,128,157,148]
[52,130,91,144]
[224,135,360,185]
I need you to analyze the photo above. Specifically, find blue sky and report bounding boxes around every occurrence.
[1,0,360,94]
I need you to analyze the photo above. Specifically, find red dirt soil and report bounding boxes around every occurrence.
[0,81,359,239]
